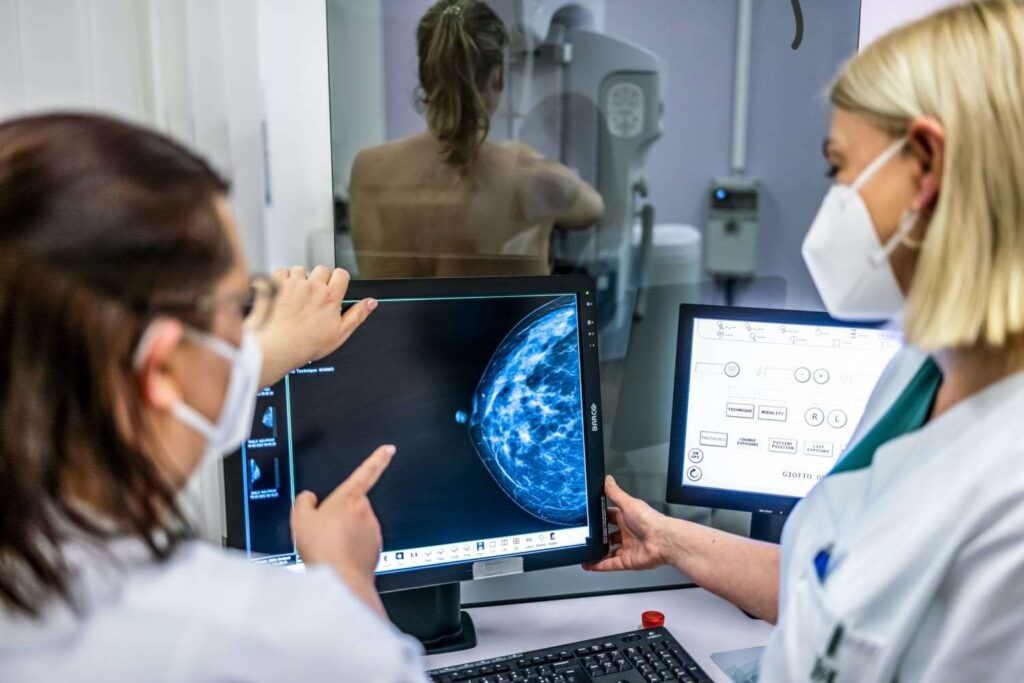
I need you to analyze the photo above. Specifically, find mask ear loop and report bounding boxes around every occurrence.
[851,137,909,192]
[900,223,923,249]
[131,319,221,441]
[870,209,921,266]
[133,319,167,371]
[184,328,239,362]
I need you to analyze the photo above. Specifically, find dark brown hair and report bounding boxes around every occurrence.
[0,113,233,617]
[417,0,508,169]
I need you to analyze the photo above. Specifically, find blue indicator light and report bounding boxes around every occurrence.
[715,189,727,201]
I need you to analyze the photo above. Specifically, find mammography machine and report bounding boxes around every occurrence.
[491,0,665,359]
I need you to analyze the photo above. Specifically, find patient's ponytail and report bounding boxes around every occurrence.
[418,0,507,169]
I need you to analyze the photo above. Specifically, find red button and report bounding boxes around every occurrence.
[642,610,665,628]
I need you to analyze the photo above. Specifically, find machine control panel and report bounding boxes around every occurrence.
[606,81,646,139]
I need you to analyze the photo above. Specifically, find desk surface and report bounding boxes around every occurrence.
[424,586,772,682]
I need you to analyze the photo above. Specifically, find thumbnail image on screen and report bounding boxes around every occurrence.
[238,293,590,572]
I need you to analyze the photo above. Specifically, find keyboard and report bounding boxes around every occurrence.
[427,627,713,683]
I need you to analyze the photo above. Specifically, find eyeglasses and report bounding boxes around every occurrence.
[197,275,278,329]
[149,275,279,329]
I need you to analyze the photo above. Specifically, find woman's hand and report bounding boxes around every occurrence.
[291,445,395,615]
[253,266,378,387]
[584,475,671,572]
[585,475,782,622]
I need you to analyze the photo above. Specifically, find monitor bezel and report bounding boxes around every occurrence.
[224,275,609,593]
[665,303,889,514]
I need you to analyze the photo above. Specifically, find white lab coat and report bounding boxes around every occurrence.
[0,537,429,682]
[759,348,1024,681]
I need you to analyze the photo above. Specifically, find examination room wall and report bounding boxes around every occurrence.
[379,0,860,310]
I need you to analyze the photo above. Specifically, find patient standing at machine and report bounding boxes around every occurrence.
[350,0,604,278]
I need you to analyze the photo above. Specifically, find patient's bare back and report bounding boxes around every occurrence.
[350,133,603,279]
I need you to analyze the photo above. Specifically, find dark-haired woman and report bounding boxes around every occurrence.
[350,0,604,279]
[0,114,428,681]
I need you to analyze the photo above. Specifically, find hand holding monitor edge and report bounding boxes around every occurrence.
[223,275,609,598]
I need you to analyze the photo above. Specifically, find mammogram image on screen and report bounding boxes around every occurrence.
[470,295,586,525]
[268,292,591,557]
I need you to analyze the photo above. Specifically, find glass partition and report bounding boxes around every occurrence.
[327,0,862,522]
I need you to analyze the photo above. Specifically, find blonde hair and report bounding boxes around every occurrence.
[417,0,507,169]
[831,0,1024,350]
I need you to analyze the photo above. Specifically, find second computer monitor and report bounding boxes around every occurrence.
[666,304,902,521]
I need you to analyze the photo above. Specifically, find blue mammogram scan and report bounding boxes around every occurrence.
[469,296,587,525]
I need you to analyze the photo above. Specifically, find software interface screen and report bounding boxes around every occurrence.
[239,293,591,573]
[681,317,901,498]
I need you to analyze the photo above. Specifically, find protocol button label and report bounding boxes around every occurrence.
[700,431,729,448]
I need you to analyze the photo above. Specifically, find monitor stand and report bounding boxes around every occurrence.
[381,583,477,655]
[749,511,788,545]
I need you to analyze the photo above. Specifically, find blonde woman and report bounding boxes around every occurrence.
[586,1,1024,679]
[349,0,604,278]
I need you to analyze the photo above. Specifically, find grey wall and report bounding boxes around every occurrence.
[742,0,861,309]
[377,0,861,309]
[327,0,386,200]
[382,0,434,142]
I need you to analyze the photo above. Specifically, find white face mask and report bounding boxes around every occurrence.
[802,137,919,321]
[134,325,263,462]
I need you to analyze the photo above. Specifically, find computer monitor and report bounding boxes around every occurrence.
[224,276,608,653]
[665,304,902,542]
